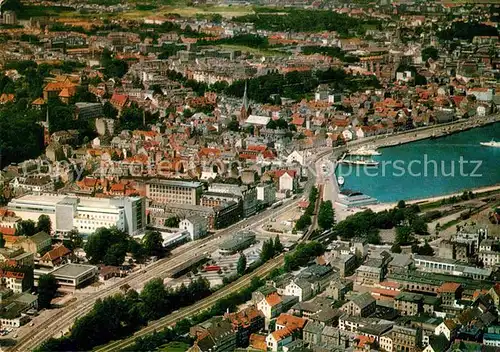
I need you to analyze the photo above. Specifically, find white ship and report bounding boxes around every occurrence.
[348,146,381,156]
[480,140,500,148]
[340,159,379,167]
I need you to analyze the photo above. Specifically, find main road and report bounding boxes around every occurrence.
[9,147,334,352]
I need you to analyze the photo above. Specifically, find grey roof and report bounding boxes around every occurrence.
[50,264,96,278]
[351,292,376,309]
[358,323,393,336]
[293,278,312,290]
[147,178,202,188]
[428,334,450,352]
[219,232,255,251]
[304,320,324,334]
[364,258,384,268]
[292,301,321,313]
[389,253,413,267]
[310,308,341,323]
[281,295,299,308]
[282,339,307,352]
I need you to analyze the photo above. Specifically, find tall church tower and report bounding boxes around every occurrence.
[240,81,252,122]
[41,107,50,146]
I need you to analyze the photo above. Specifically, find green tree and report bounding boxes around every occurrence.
[274,235,284,254]
[391,242,402,253]
[142,230,163,257]
[140,278,170,320]
[284,241,324,272]
[68,229,83,249]
[128,240,146,263]
[237,253,247,276]
[422,47,439,62]
[397,200,406,209]
[15,219,36,236]
[418,240,434,256]
[366,231,381,245]
[101,48,128,79]
[103,101,118,119]
[260,238,275,262]
[36,214,52,234]
[318,200,335,230]
[395,226,413,245]
[227,117,240,132]
[164,216,180,228]
[295,214,312,231]
[103,242,127,266]
[84,227,129,264]
[37,274,58,309]
[411,218,428,236]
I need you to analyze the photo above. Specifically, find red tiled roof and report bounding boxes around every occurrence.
[40,245,71,262]
[275,170,297,178]
[247,145,267,152]
[0,227,16,236]
[110,93,129,108]
[276,313,306,330]
[438,282,461,293]
[265,293,282,307]
[249,334,267,351]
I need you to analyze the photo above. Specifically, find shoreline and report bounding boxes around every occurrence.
[368,184,500,213]
[337,115,500,212]
[369,115,500,150]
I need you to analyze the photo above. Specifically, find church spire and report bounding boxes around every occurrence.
[46,106,50,133]
[43,106,50,146]
[242,81,249,111]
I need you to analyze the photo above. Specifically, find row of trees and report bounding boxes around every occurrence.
[334,201,428,245]
[162,66,379,105]
[260,235,284,262]
[437,21,498,41]
[318,200,335,231]
[14,215,52,237]
[124,276,264,352]
[225,68,380,104]
[295,186,319,232]
[284,241,324,272]
[38,274,58,309]
[84,227,163,266]
[391,240,434,256]
[35,277,211,352]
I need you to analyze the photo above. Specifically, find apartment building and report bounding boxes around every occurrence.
[146,179,203,205]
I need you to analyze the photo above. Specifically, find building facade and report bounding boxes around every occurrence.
[146,179,203,205]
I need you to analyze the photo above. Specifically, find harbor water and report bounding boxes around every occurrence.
[336,122,500,203]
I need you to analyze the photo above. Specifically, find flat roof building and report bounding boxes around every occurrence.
[219,231,256,255]
[35,263,98,293]
[9,194,145,236]
[146,179,203,206]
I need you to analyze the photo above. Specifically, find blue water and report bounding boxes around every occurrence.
[336,122,500,202]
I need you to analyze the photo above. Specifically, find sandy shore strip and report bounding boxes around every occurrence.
[367,184,500,213]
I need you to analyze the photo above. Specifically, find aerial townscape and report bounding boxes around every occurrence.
[0,0,499,351]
